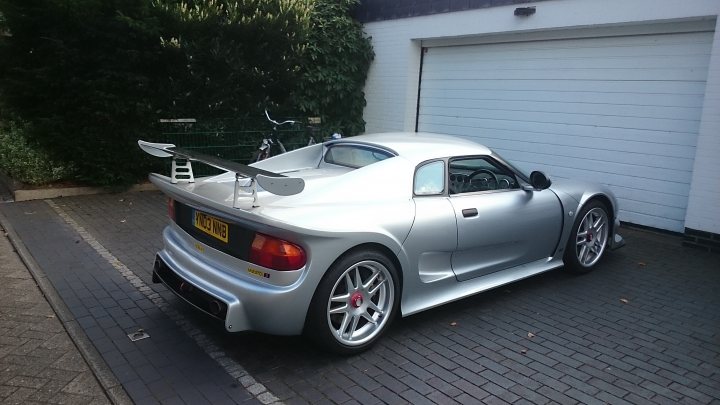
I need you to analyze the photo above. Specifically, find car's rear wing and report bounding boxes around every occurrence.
[138,140,304,208]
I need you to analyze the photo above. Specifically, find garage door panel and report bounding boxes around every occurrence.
[421,68,709,82]
[619,211,683,232]
[419,118,699,156]
[463,135,696,173]
[423,48,712,68]
[618,199,687,222]
[454,141,694,183]
[423,54,712,72]
[425,33,712,55]
[527,165,691,201]
[419,117,698,147]
[421,78,708,96]
[418,121,698,162]
[418,31,712,232]
[611,185,691,210]
[460,144,693,192]
[420,97,702,118]
[419,106,701,132]
[485,143,695,181]
[424,33,712,60]
[486,133,696,171]
[421,90,702,114]
[424,99,699,121]
[500,149,692,184]
[419,87,706,108]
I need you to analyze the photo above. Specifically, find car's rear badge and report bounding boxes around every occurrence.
[247,267,270,279]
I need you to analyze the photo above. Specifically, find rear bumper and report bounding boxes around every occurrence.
[152,224,313,335]
[153,256,228,322]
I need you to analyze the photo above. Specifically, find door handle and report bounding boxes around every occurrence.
[462,208,478,218]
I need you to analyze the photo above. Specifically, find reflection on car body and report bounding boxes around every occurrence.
[139,132,624,354]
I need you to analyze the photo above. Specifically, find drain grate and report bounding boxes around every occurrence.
[127,328,150,342]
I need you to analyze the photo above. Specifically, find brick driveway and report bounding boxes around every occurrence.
[1,190,719,404]
[0,225,111,404]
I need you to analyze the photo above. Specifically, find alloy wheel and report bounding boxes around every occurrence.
[575,207,609,267]
[326,260,395,346]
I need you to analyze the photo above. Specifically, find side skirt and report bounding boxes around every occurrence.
[401,257,564,317]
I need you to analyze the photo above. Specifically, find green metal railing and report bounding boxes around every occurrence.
[149,117,324,176]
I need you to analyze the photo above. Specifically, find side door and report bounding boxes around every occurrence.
[448,156,563,281]
[404,160,458,283]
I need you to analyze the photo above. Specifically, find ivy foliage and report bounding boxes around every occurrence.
[0,0,169,186]
[0,0,373,186]
[0,118,76,185]
[152,0,311,119]
[292,0,373,136]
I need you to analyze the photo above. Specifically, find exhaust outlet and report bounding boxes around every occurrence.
[209,300,222,316]
[152,255,228,321]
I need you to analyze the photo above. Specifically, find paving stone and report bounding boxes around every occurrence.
[426,389,461,404]
[398,388,434,405]
[398,374,434,395]
[453,393,483,405]
[508,384,550,405]
[343,385,382,405]
[482,381,521,403]
[452,378,490,401]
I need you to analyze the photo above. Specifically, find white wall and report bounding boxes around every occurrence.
[361,0,720,234]
[685,18,720,233]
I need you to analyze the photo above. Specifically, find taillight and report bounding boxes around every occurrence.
[167,197,176,221]
[249,233,306,271]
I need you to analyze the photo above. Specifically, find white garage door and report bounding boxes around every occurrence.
[418,31,714,232]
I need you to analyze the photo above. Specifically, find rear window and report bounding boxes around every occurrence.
[324,144,393,168]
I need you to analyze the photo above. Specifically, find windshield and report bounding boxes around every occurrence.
[491,151,530,181]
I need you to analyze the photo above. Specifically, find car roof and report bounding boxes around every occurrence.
[335,132,492,163]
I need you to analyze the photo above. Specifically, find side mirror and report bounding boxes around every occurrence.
[529,171,552,190]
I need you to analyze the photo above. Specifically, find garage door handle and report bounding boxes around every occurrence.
[462,208,478,218]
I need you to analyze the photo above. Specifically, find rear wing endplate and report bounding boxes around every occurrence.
[138,140,304,207]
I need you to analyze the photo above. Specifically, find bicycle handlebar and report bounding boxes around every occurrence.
[265,109,297,127]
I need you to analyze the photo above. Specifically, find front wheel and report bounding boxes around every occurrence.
[306,250,399,354]
[564,200,610,273]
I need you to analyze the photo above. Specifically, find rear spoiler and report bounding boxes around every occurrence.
[138,140,304,207]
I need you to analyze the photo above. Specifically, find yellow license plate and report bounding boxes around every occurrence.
[193,211,229,243]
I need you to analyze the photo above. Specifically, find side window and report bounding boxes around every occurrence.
[414,160,445,195]
[324,145,393,168]
[448,156,518,195]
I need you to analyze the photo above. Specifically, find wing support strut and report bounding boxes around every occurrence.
[138,140,304,208]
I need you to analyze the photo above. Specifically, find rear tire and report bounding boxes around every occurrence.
[305,250,399,355]
[564,200,610,274]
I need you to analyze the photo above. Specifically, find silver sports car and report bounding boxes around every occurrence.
[139,132,624,354]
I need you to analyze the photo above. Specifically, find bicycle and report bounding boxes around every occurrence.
[251,110,343,162]
[251,110,298,162]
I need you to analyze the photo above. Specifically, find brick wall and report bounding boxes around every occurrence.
[683,228,720,253]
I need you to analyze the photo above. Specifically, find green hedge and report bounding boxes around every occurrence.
[0,0,372,186]
[292,0,374,136]
[0,119,76,185]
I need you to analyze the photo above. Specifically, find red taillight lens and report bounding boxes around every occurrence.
[249,233,306,271]
[167,197,176,221]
